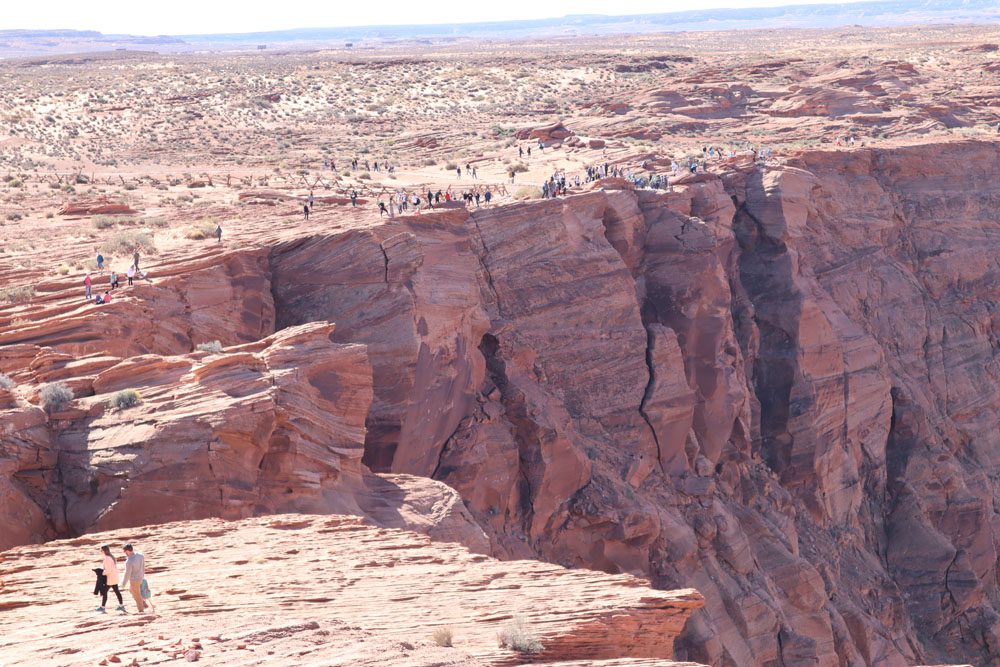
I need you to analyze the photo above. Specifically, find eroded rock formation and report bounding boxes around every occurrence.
[0,514,704,666]
[2,140,999,666]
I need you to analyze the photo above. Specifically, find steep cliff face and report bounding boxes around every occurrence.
[264,141,1000,666]
[2,141,997,666]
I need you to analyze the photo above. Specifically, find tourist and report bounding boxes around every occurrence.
[378,201,388,217]
[127,265,135,286]
[215,224,222,243]
[96,253,104,271]
[110,271,119,289]
[308,191,315,209]
[350,190,358,207]
[95,545,125,613]
[303,204,310,220]
[120,544,147,613]
[133,250,140,272]
[84,273,93,300]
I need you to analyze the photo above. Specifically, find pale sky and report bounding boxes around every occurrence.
[2,0,875,36]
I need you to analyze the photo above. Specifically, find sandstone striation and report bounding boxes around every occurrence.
[0,514,705,667]
[2,139,1000,666]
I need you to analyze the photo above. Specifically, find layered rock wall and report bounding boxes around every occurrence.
[263,141,1000,666]
[2,140,999,666]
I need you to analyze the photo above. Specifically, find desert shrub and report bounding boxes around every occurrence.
[497,616,542,654]
[100,231,155,257]
[0,285,34,303]
[109,389,140,410]
[185,222,217,240]
[511,163,529,174]
[444,162,458,170]
[513,186,543,200]
[40,381,73,412]
[92,216,117,229]
[431,627,454,647]
[6,212,22,221]
[57,264,70,275]
[196,340,223,354]
[0,372,14,390]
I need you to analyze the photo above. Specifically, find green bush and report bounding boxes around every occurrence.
[497,616,542,654]
[196,340,223,354]
[110,389,141,410]
[40,381,73,412]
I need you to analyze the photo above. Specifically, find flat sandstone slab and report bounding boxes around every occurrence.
[0,514,704,666]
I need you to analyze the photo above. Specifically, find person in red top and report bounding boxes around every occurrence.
[84,273,93,300]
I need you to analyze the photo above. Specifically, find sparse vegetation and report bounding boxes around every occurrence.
[100,231,155,257]
[185,222,217,240]
[497,616,542,654]
[92,215,129,229]
[109,389,141,410]
[0,372,14,390]
[0,285,35,303]
[513,186,543,200]
[39,381,73,412]
[431,626,454,647]
[196,340,224,354]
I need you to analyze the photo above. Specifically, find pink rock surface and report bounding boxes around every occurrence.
[0,514,704,667]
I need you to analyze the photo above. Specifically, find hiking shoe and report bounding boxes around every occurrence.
[95,606,106,613]
[115,605,126,612]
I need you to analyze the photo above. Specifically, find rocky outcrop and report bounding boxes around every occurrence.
[0,249,275,357]
[261,140,1000,666]
[0,514,705,667]
[0,323,373,546]
[57,197,138,216]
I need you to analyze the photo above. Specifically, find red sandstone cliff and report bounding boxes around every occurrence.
[2,140,998,666]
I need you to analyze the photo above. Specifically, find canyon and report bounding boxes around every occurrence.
[2,139,998,665]
[1,24,1000,666]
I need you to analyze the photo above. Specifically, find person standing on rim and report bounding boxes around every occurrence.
[120,544,146,613]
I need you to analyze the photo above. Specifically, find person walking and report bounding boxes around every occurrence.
[84,273,93,300]
[127,265,135,286]
[350,190,358,207]
[215,224,222,243]
[303,204,310,221]
[96,545,125,613]
[96,253,104,271]
[133,250,140,272]
[121,544,146,613]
